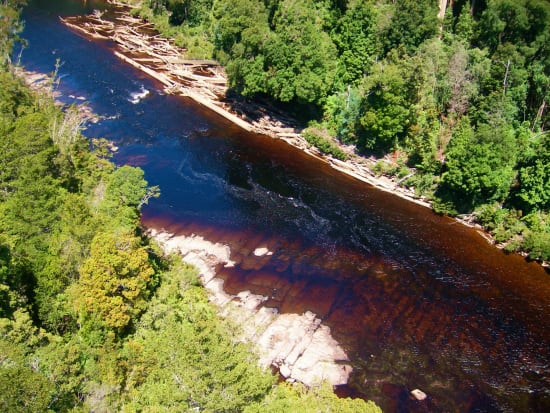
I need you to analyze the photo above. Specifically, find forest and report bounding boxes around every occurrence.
[0,0,383,411]
[130,0,550,262]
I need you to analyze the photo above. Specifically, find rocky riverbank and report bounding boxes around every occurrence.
[15,68,101,125]
[14,64,354,389]
[149,229,353,387]
[59,3,433,212]
[63,3,550,269]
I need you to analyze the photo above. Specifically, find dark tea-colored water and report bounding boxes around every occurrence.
[21,2,549,411]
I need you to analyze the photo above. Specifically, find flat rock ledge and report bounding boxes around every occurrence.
[149,228,352,387]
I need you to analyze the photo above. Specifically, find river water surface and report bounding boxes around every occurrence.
[21,1,550,411]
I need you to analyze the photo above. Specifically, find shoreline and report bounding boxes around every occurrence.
[147,228,354,388]
[57,4,549,269]
[58,6,434,211]
[13,65,355,389]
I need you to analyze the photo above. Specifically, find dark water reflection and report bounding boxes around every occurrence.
[21,2,550,411]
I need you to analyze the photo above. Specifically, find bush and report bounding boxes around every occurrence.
[522,230,550,261]
[303,127,348,160]
[403,172,437,198]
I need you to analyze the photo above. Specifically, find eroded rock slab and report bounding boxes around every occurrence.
[149,228,352,387]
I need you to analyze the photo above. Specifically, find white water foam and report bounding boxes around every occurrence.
[128,86,150,104]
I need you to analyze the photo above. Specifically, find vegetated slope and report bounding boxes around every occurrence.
[132,0,550,262]
[0,1,381,411]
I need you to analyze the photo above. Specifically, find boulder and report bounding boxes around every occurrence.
[411,388,428,401]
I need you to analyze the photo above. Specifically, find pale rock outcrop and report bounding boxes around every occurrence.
[149,229,352,387]
[411,388,428,401]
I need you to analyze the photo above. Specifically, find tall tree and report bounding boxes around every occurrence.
[71,232,154,332]
[382,0,439,55]
[331,1,379,87]
[358,56,415,151]
[438,117,517,211]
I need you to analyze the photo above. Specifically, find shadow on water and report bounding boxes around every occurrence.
[22,1,550,411]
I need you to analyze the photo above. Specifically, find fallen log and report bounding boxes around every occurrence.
[60,18,111,40]
[113,51,173,87]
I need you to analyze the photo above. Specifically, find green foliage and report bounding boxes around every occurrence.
[70,232,154,332]
[263,0,338,104]
[476,203,525,243]
[454,3,475,44]
[0,0,26,68]
[382,0,439,56]
[121,261,275,412]
[438,118,517,212]
[212,0,270,94]
[358,59,414,151]
[331,1,379,87]
[0,71,32,122]
[323,87,362,145]
[106,165,150,208]
[403,172,438,199]
[244,381,382,413]
[373,158,410,180]
[95,165,160,230]
[303,126,348,160]
[0,338,54,413]
[166,0,213,27]
[514,134,550,212]
[522,230,550,261]
[521,212,550,260]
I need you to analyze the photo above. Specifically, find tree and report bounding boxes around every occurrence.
[212,0,271,94]
[106,165,153,208]
[212,0,268,60]
[445,42,477,120]
[438,117,517,211]
[244,381,382,413]
[514,134,550,212]
[71,232,154,332]
[121,262,274,412]
[476,0,530,52]
[382,0,439,56]
[323,86,362,145]
[165,0,213,26]
[0,339,53,413]
[0,0,26,68]
[331,2,379,87]
[263,0,337,105]
[100,165,159,229]
[358,58,415,151]
[454,1,475,44]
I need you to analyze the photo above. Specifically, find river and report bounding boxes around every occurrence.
[20,1,550,411]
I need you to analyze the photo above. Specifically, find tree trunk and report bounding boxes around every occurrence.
[533,99,547,131]
[438,0,448,20]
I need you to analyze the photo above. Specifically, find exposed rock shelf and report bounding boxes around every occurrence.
[149,229,352,387]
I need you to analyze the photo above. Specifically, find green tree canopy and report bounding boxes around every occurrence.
[438,118,518,211]
[71,231,154,332]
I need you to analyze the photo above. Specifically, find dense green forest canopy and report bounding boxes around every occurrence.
[0,1,382,410]
[134,0,550,261]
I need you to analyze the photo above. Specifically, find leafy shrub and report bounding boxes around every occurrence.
[403,172,437,198]
[522,230,550,261]
[303,128,348,160]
